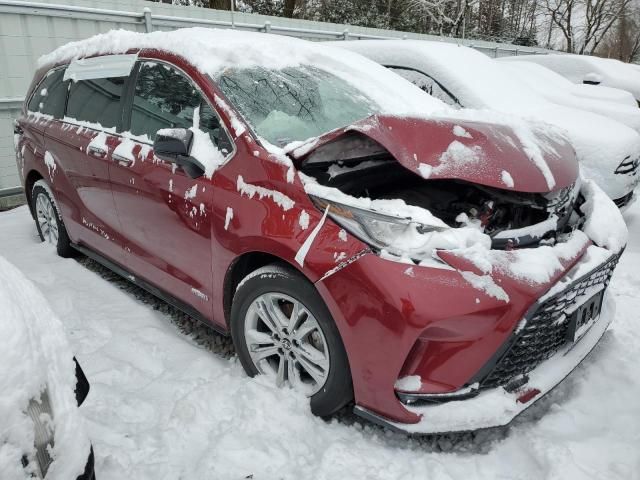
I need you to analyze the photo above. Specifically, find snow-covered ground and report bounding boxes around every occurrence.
[0,203,639,480]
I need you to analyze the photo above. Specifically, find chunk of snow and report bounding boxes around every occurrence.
[44,151,56,180]
[298,210,310,230]
[236,176,294,211]
[338,229,348,242]
[580,179,628,252]
[501,170,514,188]
[113,138,136,164]
[434,140,483,175]
[295,206,329,267]
[394,375,422,392]
[184,184,198,201]
[87,131,108,153]
[224,207,234,231]
[188,126,226,179]
[453,125,472,138]
[418,163,433,178]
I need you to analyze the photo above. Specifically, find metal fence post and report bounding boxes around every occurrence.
[263,21,271,33]
[342,28,349,41]
[143,7,153,33]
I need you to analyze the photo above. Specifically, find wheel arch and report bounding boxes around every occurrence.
[222,251,309,329]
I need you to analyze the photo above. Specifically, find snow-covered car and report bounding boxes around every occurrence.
[15,28,628,434]
[498,60,640,133]
[0,255,94,480]
[336,40,640,207]
[500,53,640,105]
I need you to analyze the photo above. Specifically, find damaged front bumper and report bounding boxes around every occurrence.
[314,181,625,434]
[354,259,618,434]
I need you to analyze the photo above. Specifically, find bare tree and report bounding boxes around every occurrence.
[543,0,632,53]
[409,0,477,36]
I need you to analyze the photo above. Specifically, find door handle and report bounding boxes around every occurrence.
[112,153,133,165]
[88,145,107,157]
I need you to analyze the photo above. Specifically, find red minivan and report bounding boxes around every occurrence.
[14,28,627,433]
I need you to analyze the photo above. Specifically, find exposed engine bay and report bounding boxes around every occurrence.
[300,141,583,251]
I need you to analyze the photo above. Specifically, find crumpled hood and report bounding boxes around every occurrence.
[289,114,578,193]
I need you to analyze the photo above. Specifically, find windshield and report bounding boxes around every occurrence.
[216,65,379,146]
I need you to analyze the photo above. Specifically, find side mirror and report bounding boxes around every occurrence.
[583,72,602,85]
[154,128,206,179]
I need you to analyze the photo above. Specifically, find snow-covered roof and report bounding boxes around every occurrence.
[37,28,448,120]
[500,54,640,100]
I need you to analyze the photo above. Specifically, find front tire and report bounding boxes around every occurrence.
[31,180,74,258]
[231,264,353,417]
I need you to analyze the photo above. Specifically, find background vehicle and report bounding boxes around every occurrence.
[500,53,640,105]
[0,255,94,480]
[14,28,627,434]
[498,60,640,134]
[336,40,640,207]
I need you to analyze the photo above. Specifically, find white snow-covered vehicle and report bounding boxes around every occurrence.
[500,53,640,104]
[0,256,94,480]
[336,40,640,207]
[497,60,640,134]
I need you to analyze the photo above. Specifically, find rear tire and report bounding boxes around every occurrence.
[31,180,74,258]
[231,263,353,417]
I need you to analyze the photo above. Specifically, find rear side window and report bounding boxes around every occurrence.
[66,77,126,129]
[28,69,69,118]
[129,61,232,153]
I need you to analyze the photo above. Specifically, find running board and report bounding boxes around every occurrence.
[71,243,228,336]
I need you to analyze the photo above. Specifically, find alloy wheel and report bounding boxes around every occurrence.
[243,292,330,395]
[35,193,58,245]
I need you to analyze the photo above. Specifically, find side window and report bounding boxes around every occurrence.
[130,62,232,153]
[66,77,126,129]
[28,69,69,118]
[388,67,460,108]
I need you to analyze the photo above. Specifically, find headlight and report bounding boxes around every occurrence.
[310,195,446,258]
[26,389,55,478]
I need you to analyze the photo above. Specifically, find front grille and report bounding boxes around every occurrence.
[479,253,620,390]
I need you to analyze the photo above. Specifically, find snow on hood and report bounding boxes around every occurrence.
[290,114,578,193]
[0,256,89,480]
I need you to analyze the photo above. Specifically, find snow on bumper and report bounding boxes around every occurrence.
[369,293,615,434]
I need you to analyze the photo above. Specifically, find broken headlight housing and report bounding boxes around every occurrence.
[310,195,446,256]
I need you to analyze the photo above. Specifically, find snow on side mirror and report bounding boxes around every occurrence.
[154,128,206,179]
[583,73,602,85]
